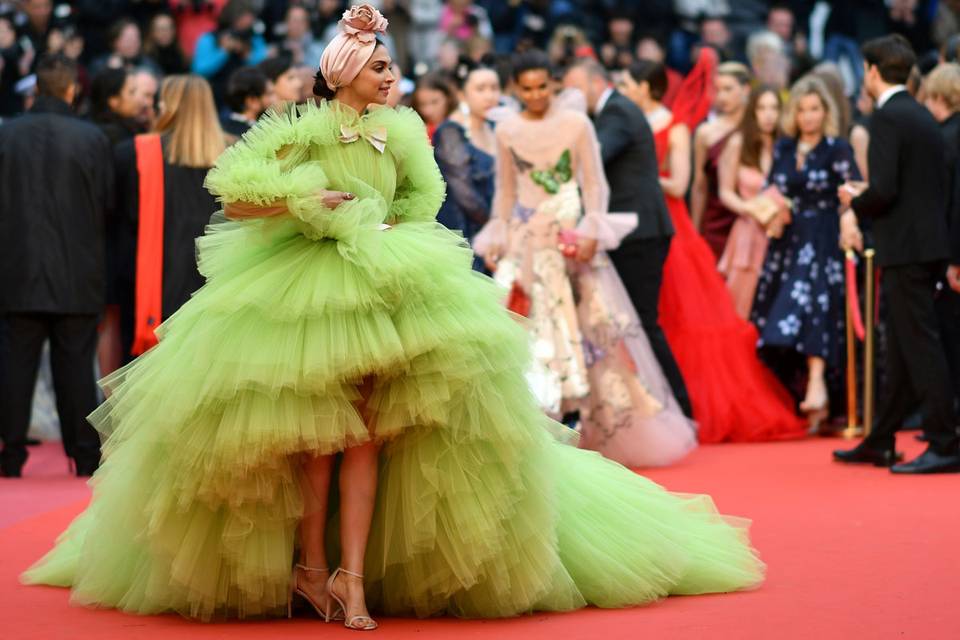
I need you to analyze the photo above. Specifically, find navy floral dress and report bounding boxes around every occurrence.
[432,120,495,272]
[752,136,860,368]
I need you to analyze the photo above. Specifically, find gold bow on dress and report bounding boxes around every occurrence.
[338,123,388,154]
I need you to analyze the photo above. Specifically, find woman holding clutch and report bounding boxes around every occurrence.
[718,85,784,320]
[475,50,697,469]
[751,76,861,431]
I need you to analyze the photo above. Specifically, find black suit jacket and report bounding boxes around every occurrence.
[852,90,950,267]
[594,90,673,241]
[0,96,113,314]
[938,113,960,265]
[220,114,252,138]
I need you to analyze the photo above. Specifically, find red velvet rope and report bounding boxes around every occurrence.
[845,252,866,342]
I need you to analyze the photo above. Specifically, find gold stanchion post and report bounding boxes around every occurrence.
[862,249,876,438]
[843,250,861,439]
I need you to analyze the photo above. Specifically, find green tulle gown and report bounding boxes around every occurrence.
[22,101,764,620]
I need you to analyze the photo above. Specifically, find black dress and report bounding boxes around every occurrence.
[113,136,217,361]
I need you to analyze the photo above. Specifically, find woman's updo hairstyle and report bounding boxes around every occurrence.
[313,68,337,99]
[452,54,501,90]
[312,38,385,100]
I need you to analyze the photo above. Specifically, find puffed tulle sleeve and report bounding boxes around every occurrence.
[204,103,393,247]
[383,107,447,224]
[570,111,636,250]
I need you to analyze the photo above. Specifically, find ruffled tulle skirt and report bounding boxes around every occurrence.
[22,215,764,619]
[660,196,805,443]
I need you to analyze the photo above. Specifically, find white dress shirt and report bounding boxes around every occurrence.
[876,85,907,109]
[595,86,614,115]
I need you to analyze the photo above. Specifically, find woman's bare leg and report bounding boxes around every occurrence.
[331,379,380,625]
[296,453,334,610]
[802,356,827,409]
[332,440,380,623]
[801,356,829,431]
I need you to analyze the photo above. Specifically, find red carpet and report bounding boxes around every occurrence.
[3,436,957,640]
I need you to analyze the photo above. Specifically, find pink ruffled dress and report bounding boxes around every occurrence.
[718,166,770,320]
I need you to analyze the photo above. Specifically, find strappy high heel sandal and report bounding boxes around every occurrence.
[287,564,344,622]
[326,567,378,631]
[800,383,830,436]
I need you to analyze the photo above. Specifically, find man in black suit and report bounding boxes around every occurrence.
[0,55,112,477]
[835,35,960,473]
[562,59,692,418]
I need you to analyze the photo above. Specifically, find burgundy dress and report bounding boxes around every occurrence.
[701,131,738,261]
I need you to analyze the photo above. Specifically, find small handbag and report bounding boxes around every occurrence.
[557,228,580,258]
[506,281,532,317]
[745,186,791,226]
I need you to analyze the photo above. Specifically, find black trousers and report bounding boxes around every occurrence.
[0,313,101,471]
[866,263,959,454]
[934,281,960,414]
[609,235,693,418]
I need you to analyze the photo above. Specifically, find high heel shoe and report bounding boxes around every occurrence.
[287,564,344,622]
[326,567,378,631]
[803,403,830,435]
[800,381,829,435]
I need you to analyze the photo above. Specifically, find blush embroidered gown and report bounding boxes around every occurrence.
[655,118,806,443]
[475,105,697,469]
[22,101,764,620]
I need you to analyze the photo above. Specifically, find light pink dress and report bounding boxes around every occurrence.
[718,166,769,320]
[474,104,696,469]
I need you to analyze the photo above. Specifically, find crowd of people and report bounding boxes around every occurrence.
[1,0,959,481]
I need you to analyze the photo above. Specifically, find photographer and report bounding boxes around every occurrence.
[89,18,162,77]
[191,0,266,104]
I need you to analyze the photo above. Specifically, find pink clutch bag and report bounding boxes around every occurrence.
[557,229,579,258]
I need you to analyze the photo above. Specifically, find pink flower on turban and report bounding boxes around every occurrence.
[340,4,389,43]
[319,4,390,89]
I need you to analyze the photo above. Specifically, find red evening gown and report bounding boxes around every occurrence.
[655,119,805,443]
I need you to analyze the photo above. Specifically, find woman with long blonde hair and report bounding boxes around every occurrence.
[112,74,226,363]
[752,75,861,432]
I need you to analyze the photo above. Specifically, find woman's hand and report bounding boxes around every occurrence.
[483,244,503,273]
[575,238,598,263]
[319,190,356,210]
[839,210,864,253]
[947,265,960,293]
[765,209,792,239]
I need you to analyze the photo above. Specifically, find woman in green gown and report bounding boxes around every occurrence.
[22,5,764,630]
